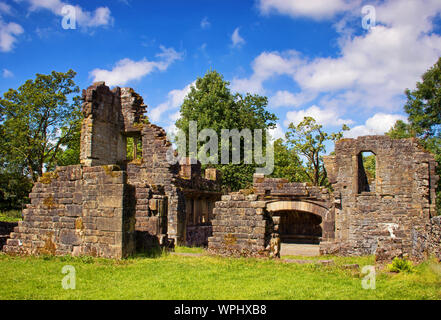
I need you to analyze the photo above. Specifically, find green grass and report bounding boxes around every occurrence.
[0,210,22,222]
[174,246,205,254]
[0,251,440,300]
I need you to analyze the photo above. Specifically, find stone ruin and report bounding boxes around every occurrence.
[1,83,441,261]
[2,82,222,258]
[208,136,441,261]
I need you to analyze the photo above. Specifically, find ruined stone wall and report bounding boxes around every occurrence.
[2,82,222,258]
[3,165,135,259]
[127,161,172,250]
[79,82,222,248]
[136,124,185,244]
[322,136,439,260]
[80,83,127,167]
[208,193,271,257]
[177,164,222,247]
[428,216,441,259]
[120,87,147,132]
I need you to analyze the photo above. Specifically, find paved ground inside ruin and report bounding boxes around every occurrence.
[280,243,320,257]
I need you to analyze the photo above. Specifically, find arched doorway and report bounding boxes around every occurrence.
[266,201,328,256]
[275,210,322,244]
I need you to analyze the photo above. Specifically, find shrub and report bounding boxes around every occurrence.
[387,257,415,273]
[0,210,23,222]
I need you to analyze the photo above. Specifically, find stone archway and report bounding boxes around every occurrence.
[266,201,329,256]
[266,201,328,218]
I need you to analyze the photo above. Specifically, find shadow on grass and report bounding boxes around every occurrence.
[133,246,171,259]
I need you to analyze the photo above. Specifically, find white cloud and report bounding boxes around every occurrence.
[258,0,359,20]
[149,82,194,122]
[292,24,441,111]
[200,17,210,29]
[235,0,441,133]
[345,113,407,138]
[90,46,183,87]
[230,77,263,95]
[0,2,12,15]
[2,68,13,78]
[231,27,245,48]
[165,123,178,137]
[169,111,181,122]
[270,90,316,108]
[293,0,441,112]
[25,0,113,28]
[268,123,285,141]
[231,50,302,94]
[284,105,353,127]
[0,18,23,52]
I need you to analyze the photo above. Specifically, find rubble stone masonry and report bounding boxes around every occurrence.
[322,136,440,260]
[3,165,135,258]
[208,193,271,257]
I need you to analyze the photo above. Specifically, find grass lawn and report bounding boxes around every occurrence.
[0,249,440,300]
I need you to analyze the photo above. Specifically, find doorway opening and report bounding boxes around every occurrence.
[273,210,322,257]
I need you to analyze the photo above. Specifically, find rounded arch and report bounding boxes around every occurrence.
[266,200,328,219]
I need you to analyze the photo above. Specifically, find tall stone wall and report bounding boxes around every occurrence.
[3,165,135,259]
[141,124,182,244]
[80,83,127,167]
[322,136,439,260]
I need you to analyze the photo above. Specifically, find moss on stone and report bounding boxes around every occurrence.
[133,122,145,130]
[240,188,255,196]
[40,172,59,184]
[224,233,237,246]
[43,195,57,209]
[38,232,56,255]
[102,165,121,177]
[129,158,143,165]
[75,217,84,231]
[255,177,265,184]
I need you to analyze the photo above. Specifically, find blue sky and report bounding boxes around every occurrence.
[1,0,441,143]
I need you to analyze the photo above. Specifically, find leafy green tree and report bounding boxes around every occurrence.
[361,153,376,185]
[0,70,82,182]
[404,57,441,139]
[175,70,278,191]
[270,138,308,182]
[53,116,82,168]
[0,170,33,211]
[285,117,349,186]
[386,120,415,139]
